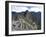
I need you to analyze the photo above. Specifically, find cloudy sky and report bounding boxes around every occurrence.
[11,6,42,13]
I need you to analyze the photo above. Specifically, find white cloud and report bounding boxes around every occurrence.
[12,6,42,13]
[29,7,42,12]
[12,6,28,12]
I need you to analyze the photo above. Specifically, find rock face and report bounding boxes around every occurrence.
[12,11,41,31]
[26,12,33,21]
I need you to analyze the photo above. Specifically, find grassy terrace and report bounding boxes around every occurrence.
[19,16,37,30]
